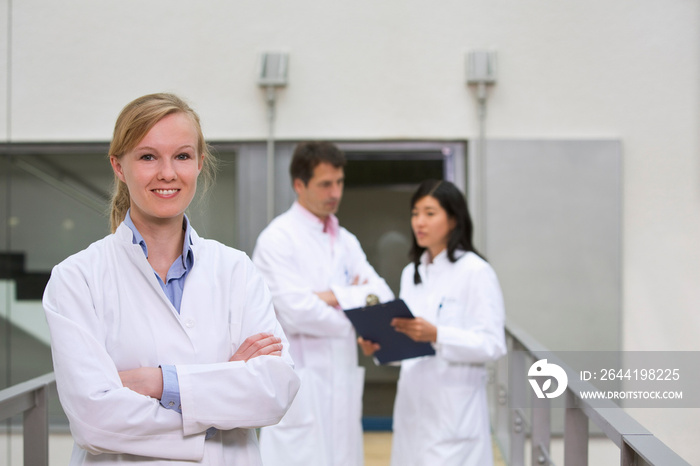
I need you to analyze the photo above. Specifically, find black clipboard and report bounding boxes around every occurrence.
[344,299,436,364]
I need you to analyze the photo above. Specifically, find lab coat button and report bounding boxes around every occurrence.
[185,319,195,328]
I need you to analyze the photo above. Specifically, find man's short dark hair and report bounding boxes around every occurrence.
[290,141,346,186]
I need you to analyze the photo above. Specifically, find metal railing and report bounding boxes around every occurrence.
[494,320,690,466]
[0,372,55,466]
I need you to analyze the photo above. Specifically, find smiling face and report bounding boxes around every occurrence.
[110,112,203,228]
[411,195,456,259]
[294,162,344,221]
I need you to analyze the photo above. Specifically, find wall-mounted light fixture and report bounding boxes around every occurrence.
[259,53,289,87]
[466,50,497,253]
[467,51,497,86]
[258,52,289,222]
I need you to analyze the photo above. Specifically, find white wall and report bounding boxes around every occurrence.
[2,0,699,463]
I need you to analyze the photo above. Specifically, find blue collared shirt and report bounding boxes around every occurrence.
[124,211,194,312]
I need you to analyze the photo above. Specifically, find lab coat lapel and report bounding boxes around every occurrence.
[416,258,442,323]
[179,231,205,326]
[330,234,347,287]
[115,223,191,329]
[294,206,338,287]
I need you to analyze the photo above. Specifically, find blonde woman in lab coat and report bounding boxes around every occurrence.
[360,179,506,466]
[42,93,300,466]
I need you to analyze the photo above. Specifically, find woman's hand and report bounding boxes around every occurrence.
[357,337,380,357]
[119,367,164,400]
[391,317,437,343]
[230,333,283,362]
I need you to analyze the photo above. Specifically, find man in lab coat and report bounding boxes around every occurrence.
[253,141,394,466]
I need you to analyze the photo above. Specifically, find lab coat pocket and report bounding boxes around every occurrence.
[276,369,322,428]
[441,384,483,441]
[342,366,365,466]
[439,362,488,441]
[260,369,329,465]
[437,297,463,327]
[350,366,365,423]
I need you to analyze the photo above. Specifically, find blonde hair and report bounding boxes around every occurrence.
[108,93,217,232]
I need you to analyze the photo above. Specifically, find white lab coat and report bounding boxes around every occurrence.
[390,250,506,466]
[42,223,300,466]
[252,202,394,466]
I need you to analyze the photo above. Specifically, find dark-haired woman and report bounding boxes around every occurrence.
[363,179,506,466]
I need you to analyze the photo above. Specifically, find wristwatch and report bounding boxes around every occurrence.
[365,294,379,306]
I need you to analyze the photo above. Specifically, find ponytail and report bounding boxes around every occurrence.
[109,180,131,233]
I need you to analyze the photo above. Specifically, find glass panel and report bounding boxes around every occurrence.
[187,151,237,247]
[8,153,112,272]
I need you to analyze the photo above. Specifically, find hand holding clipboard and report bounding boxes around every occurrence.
[344,299,436,364]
